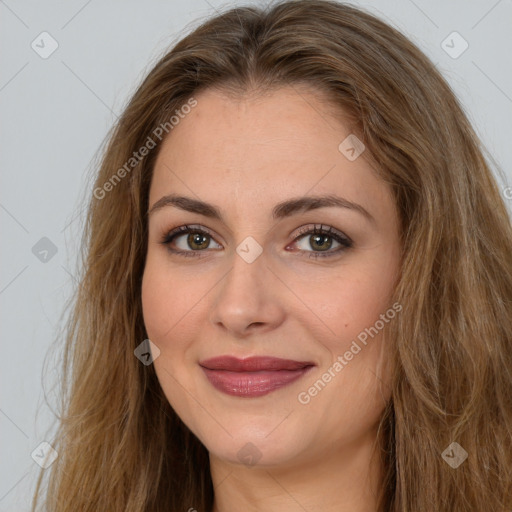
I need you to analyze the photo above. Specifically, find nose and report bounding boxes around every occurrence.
[209,247,286,338]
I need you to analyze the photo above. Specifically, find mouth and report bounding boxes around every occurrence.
[199,356,315,397]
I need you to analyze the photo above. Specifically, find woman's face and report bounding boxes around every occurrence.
[142,86,401,469]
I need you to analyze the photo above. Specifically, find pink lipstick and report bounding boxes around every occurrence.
[199,356,315,397]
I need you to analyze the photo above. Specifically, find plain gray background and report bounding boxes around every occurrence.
[1,0,511,509]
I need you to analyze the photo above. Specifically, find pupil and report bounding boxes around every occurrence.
[189,233,209,250]
[311,234,331,251]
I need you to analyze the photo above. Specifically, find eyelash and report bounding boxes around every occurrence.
[159,223,353,259]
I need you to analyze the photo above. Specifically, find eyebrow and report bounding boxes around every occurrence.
[148,193,374,223]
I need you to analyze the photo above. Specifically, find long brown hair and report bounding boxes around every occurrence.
[32,1,512,510]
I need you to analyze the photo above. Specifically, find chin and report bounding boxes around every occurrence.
[208,436,304,468]
[193,415,313,469]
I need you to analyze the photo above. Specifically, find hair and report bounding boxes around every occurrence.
[32,1,512,510]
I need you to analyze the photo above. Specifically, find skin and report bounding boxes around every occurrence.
[141,85,401,512]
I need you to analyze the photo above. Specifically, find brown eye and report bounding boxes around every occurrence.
[161,225,222,255]
[291,224,353,258]
[187,232,211,250]
[308,234,334,251]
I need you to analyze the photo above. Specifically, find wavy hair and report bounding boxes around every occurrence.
[32,1,512,510]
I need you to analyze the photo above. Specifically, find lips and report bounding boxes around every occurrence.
[199,356,315,397]
[200,355,313,372]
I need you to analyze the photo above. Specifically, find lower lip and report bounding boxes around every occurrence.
[200,366,314,397]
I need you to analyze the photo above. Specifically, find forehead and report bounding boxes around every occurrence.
[156,85,352,164]
[149,86,392,220]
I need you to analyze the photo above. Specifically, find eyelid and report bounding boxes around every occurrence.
[292,223,352,243]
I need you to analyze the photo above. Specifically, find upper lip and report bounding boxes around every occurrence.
[199,356,315,372]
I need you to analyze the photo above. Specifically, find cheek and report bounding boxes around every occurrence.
[141,257,204,344]
[141,255,214,404]
[141,265,173,343]
[300,269,396,432]
[300,265,397,348]
[299,250,398,399]
[141,262,200,414]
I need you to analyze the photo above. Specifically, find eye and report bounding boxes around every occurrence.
[160,223,352,259]
[289,224,353,258]
[160,225,222,256]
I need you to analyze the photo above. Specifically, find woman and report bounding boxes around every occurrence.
[32,1,512,510]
